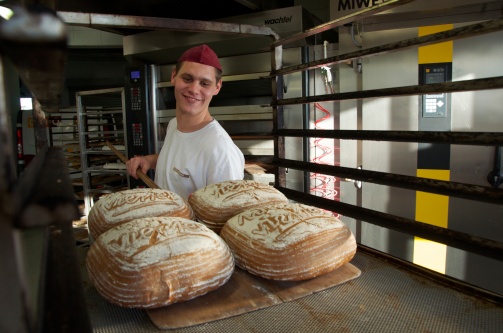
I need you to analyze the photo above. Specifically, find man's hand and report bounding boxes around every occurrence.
[126,154,158,179]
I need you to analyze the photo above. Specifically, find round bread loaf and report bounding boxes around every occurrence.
[188,180,289,233]
[86,217,234,309]
[88,188,194,240]
[220,202,356,281]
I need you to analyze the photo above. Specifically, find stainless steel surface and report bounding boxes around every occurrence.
[272,0,415,48]
[47,0,281,32]
[79,247,503,333]
[444,26,503,295]
[119,6,332,65]
[358,0,503,32]
[273,19,503,76]
[333,5,503,295]
[60,10,281,66]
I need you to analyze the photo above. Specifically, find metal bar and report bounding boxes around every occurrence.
[274,158,503,205]
[271,0,416,48]
[274,76,503,106]
[0,54,29,333]
[275,129,503,146]
[272,43,286,188]
[277,186,503,262]
[28,148,91,333]
[0,57,17,189]
[302,46,311,194]
[270,19,503,77]
[75,87,126,96]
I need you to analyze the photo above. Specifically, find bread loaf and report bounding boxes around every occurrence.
[88,188,193,240]
[86,217,234,309]
[188,180,289,233]
[220,202,356,281]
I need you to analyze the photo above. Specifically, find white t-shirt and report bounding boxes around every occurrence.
[155,118,245,200]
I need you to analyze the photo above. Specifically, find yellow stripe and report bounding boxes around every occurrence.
[415,169,450,227]
[415,25,453,274]
[418,25,453,64]
[414,169,450,273]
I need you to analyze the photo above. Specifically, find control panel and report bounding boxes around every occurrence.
[419,63,452,118]
[124,66,155,188]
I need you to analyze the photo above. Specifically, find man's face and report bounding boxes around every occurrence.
[171,61,222,117]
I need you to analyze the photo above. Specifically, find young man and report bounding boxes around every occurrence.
[126,44,245,200]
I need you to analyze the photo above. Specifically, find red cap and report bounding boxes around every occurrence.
[178,44,222,71]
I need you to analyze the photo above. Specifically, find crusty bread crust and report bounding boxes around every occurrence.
[188,180,289,233]
[220,203,356,281]
[86,217,234,309]
[88,188,194,240]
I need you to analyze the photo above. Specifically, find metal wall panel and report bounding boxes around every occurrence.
[447,28,503,294]
[337,18,503,294]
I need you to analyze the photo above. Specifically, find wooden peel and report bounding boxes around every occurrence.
[105,141,160,189]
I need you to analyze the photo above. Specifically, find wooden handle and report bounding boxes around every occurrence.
[105,141,160,189]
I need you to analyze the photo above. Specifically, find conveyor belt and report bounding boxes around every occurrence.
[78,247,503,333]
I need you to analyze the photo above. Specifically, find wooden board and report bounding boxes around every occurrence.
[147,263,361,330]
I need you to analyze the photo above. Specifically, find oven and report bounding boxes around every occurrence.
[122,6,339,191]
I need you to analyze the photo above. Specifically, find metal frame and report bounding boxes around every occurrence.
[268,3,503,273]
[76,87,128,216]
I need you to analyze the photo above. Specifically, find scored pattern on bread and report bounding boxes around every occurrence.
[220,203,357,281]
[86,217,234,309]
[88,188,194,240]
[188,180,289,233]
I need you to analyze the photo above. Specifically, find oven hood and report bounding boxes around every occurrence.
[354,0,503,32]
[123,6,338,66]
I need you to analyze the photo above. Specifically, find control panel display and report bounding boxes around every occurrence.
[419,63,451,118]
[130,70,141,83]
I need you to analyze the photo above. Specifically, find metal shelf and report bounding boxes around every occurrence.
[76,87,129,216]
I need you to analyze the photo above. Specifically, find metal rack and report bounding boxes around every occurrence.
[76,87,129,216]
[267,0,503,291]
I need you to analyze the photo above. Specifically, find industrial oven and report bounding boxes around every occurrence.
[122,6,340,192]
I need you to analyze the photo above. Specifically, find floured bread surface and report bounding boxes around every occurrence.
[88,188,194,240]
[220,203,356,281]
[86,217,234,309]
[188,180,288,233]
